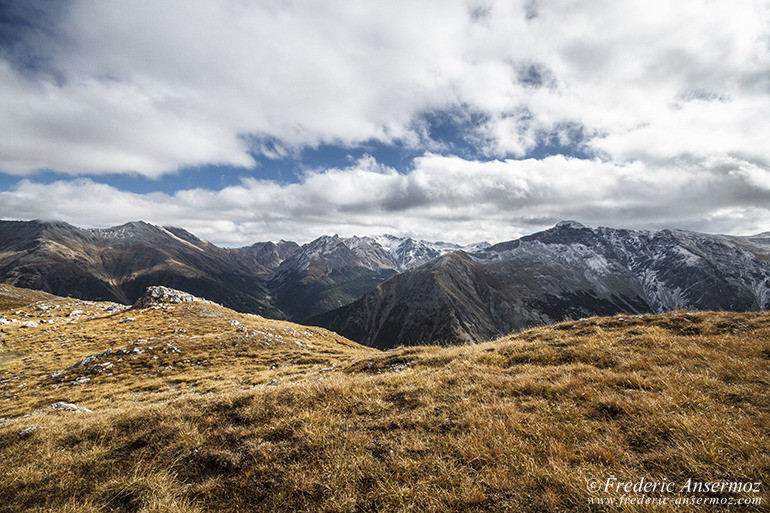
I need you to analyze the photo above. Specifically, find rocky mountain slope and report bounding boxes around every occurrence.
[267,235,399,321]
[261,234,490,321]
[0,220,488,324]
[228,239,301,274]
[363,235,490,271]
[4,219,769,348]
[312,221,770,349]
[0,283,368,419]
[0,220,285,317]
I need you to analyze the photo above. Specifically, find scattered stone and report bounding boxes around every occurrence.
[18,426,45,438]
[66,355,97,369]
[230,320,240,326]
[120,317,135,323]
[21,321,38,328]
[319,366,335,373]
[0,318,9,325]
[51,402,92,413]
[265,380,277,387]
[236,326,247,333]
[389,363,408,373]
[72,376,91,385]
[69,310,84,317]
[65,349,113,371]
[89,362,113,374]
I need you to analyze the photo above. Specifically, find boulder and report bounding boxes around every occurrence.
[51,402,92,413]
[132,286,208,308]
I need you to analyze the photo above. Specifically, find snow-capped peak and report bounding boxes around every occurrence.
[555,220,588,230]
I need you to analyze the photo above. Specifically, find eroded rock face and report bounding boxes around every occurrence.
[132,286,207,308]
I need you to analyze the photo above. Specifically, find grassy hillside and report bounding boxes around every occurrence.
[0,285,767,512]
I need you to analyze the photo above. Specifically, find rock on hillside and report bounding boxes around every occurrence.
[132,286,214,308]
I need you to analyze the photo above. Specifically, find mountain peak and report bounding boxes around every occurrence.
[89,220,161,238]
[555,220,588,230]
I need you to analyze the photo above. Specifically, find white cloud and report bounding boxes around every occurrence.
[1,0,769,239]
[1,0,767,177]
[2,155,768,245]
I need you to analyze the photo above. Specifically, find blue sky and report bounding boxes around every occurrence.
[1,0,768,244]
[0,108,594,195]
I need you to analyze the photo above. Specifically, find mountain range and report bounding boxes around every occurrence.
[0,219,482,323]
[311,221,770,348]
[1,218,768,348]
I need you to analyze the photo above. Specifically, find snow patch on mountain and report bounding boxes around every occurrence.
[362,235,489,271]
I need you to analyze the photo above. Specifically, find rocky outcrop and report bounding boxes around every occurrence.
[132,286,211,308]
[17,426,45,438]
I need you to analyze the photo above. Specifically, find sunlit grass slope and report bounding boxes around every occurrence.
[0,284,767,512]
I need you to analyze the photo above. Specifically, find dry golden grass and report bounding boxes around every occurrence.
[1,285,768,512]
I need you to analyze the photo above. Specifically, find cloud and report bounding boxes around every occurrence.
[1,0,768,240]
[0,0,473,175]
[0,0,766,178]
[2,155,768,245]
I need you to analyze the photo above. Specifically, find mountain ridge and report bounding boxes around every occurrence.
[311,222,770,348]
[0,219,489,323]
[2,219,768,348]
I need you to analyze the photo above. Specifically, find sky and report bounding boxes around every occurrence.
[0,0,768,245]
